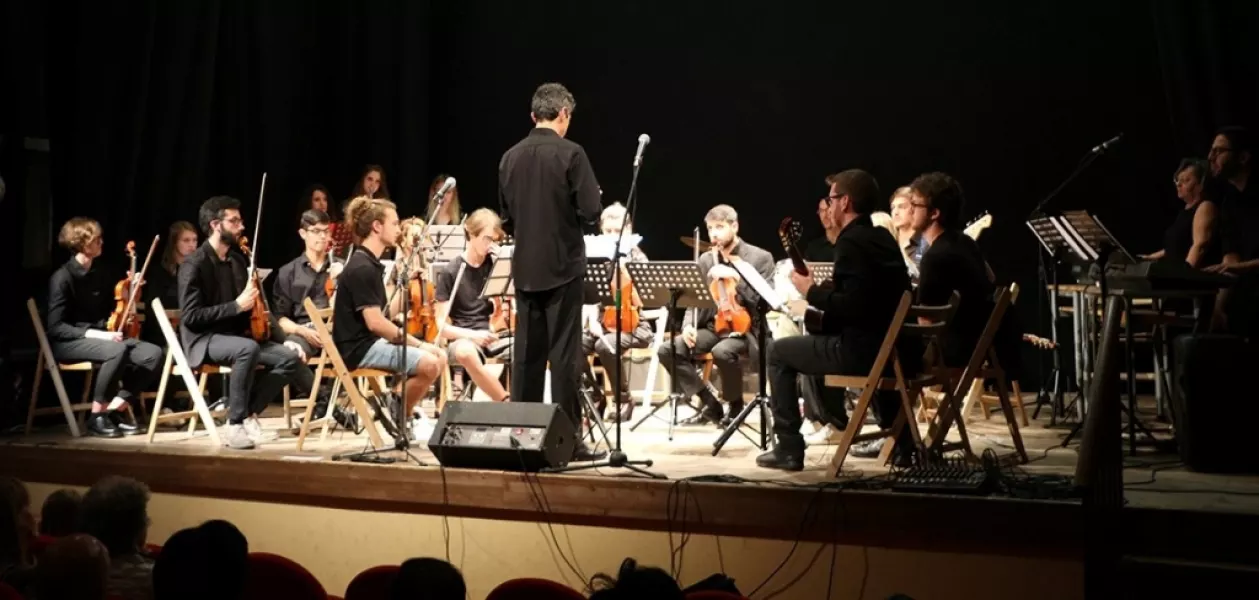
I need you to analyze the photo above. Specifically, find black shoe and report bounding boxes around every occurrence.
[756,446,804,472]
[572,441,608,462]
[109,412,146,436]
[849,438,885,459]
[87,413,123,438]
[681,412,720,426]
[605,393,633,423]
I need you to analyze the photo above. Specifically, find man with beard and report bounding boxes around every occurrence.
[1205,126,1259,339]
[178,196,314,450]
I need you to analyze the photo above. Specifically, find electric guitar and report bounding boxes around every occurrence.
[964,211,992,240]
[776,217,825,333]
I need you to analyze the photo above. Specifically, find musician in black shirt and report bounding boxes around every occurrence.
[333,197,446,428]
[1139,159,1221,268]
[498,83,604,461]
[1206,127,1259,339]
[46,218,162,438]
[435,208,510,403]
[273,210,343,358]
[759,171,914,471]
[178,196,314,450]
[658,205,776,428]
[804,196,840,262]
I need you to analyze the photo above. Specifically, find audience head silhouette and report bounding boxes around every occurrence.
[78,476,150,557]
[392,557,466,600]
[0,476,33,570]
[154,520,249,600]
[589,558,683,600]
[35,534,110,600]
[40,488,83,537]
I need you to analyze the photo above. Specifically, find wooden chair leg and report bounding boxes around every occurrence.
[827,388,877,478]
[1011,380,1030,427]
[319,378,344,444]
[994,376,1028,463]
[77,371,94,430]
[26,353,44,435]
[146,351,174,444]
[296,360,327,452]
[282,386,293,431]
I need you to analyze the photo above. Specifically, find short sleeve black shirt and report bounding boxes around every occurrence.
[435,255,494,330]
[333,247,386,369]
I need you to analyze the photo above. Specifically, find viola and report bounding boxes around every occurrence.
[710,248,752,336]
[401,243,439,342]
[601,261,640,332]
[107,236,159,339]
[237,236,273,342]
[490,296,516,335]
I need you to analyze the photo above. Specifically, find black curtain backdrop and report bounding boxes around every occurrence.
[3,0,1257,387]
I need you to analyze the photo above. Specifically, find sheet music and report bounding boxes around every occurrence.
[584,233,643,259]
[729,258,784,311]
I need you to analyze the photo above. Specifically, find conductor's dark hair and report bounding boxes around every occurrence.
[198,196,241,237]
[909,172,966,230]
[531,83,576,121]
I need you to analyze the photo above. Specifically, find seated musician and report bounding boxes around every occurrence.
[1205,127,1259,339]
[141,220,198,345]
[909,172,1021,394]
[333,197,446,433]
[426,174,464,226]
[657,204,775,427]
[272,209,343,359]
[889,186,925,277]
[1139,158,1221,267]
[178,196,315,450]
[582,202,651,422]
[434,208,511,403]
[46,218,163,438]
[759,171,915,471]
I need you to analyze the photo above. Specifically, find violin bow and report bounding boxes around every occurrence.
[120,235,160,329]
[247,172,267,277]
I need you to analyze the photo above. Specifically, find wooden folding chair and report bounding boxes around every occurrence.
[963,284,1030,427]
[282,351,329,432]
[929,285,1028,463]
[822,291,961,477]
[294,298,390,451]
[25,298,95,437]
[145,299,228,446]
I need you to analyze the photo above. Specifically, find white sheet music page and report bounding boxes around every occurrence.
[729,259,784,311]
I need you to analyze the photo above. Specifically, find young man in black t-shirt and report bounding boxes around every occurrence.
[909,172,1019,377]
[435,208,511,402]
[333,197,446,423]
[273,210,343,358]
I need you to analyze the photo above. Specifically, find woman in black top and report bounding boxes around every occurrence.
[1140,158,1221,268]
[47,218,163,438]
[141,221,198,343]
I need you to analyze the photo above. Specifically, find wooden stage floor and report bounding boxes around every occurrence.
[5,395,1259,562]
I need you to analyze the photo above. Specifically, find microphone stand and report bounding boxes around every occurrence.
[548,140,662,478]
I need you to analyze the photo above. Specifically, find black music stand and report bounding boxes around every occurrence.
[1027,215,1089,425]
[625,262,715,441]
[468,255,516,400]
[712,259,783,455]
[574,258,615,450]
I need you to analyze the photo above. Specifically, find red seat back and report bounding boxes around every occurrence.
[0,582,22,600]
[344,565,399,600]
[486,578,585,600]
[244,552,327,600]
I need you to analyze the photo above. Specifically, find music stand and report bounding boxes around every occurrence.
[804,262,834,284]
[1027,215,1092,425]
[574,258,615,450]
[710,259,781,455]
[625,262,715,441]
[474,256,516,391]
[425,225,465,264]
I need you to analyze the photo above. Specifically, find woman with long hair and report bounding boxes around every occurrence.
[0,477,35,592]
[425,174,462,225]
[142,221,198,344]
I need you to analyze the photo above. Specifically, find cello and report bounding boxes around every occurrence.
[710,247,752,336]
[106,235,160,338]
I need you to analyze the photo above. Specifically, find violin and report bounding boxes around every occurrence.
[401,237,439,342]
[238,236,272,342]
[323,249,337,299]
[490,296,516,334]
[601,260,640,332]
[710,247,751,335]
[107,236,159,338]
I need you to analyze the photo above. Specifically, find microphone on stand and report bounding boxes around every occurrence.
[431,177,456,203]
[633,134,651,168]
[1090,133,1123,154]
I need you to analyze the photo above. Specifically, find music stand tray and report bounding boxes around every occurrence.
[426,225,466,264]
[805,262,834,285]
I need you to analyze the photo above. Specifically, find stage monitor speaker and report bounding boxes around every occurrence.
[427,402,576,472]
[1171,334,1258,474]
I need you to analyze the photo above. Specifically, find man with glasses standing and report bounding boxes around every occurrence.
[1205,126,1259,338]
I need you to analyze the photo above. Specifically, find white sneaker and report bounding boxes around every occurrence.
[805,423,843,446]
[243,416,278,443]
[225,424,255,450]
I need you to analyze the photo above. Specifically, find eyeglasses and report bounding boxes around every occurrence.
[909,202,930,211]
[305,227,331,237]
[220,216,243,226]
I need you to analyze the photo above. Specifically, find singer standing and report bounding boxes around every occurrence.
[499,82,605,461]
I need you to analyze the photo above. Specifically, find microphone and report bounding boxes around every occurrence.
[1090,133,1123,154]
[431,177,456,203]
[633,133,651,167]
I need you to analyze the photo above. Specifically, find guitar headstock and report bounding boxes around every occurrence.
[777,217,802,249]
[1022,333,1057,350]
[964,211,992,240]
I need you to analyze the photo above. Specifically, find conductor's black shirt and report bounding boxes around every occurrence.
[498,127,602,292]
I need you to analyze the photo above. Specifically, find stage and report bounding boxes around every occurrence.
[5,394,1259,563]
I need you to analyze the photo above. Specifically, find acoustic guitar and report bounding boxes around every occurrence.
[776,217,825,333]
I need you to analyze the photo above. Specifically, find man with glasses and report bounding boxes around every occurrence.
[178,196,314,449]
[273,209,343,358]
[1205,126,1259,338]
[758,170,915,471]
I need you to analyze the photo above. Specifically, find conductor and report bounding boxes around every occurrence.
[499,82,606,462]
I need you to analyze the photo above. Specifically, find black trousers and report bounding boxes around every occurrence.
[657,329,759,415]
[513,277,584,426]
[201,335,312,424]
[51,337,163,406]
[582,323,652,394]
[768,335,901,450]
